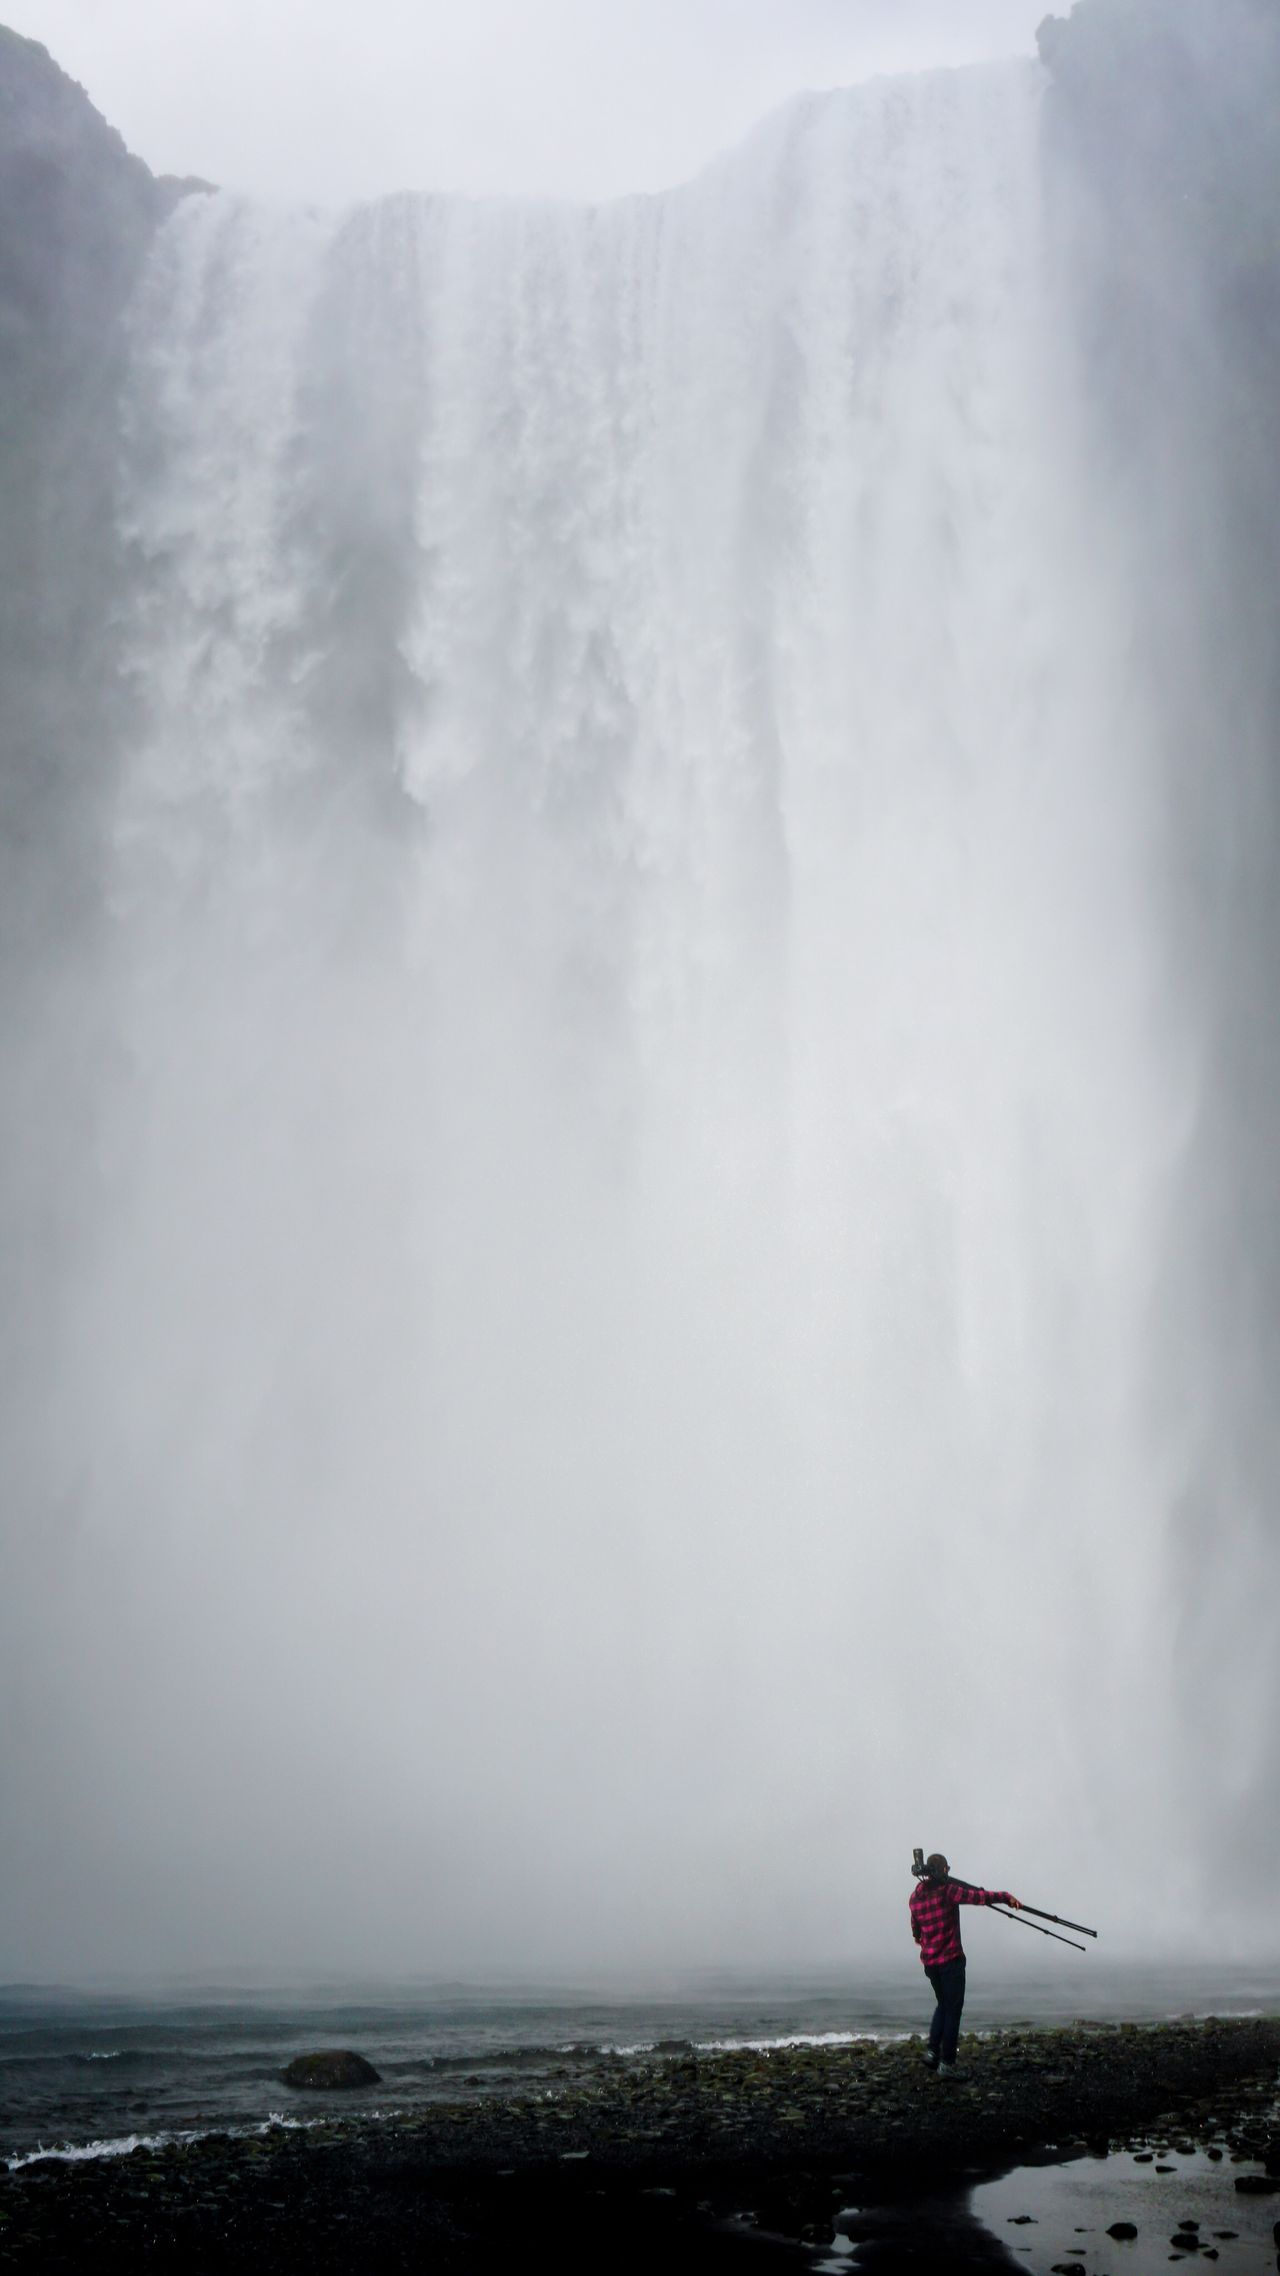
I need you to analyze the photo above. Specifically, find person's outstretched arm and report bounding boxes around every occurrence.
[951,1883,1020,1908]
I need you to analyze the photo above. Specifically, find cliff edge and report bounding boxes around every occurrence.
[0,24,208,906]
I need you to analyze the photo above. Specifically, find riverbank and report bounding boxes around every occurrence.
[2,2018,1277,2269]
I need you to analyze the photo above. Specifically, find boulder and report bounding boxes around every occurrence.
[282,2049,381,2091]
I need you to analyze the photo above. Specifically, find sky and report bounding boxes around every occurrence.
[6,0,1049,202]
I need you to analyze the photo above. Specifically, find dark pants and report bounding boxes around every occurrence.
[926,1957,966,2063]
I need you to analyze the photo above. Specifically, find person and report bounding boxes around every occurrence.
[909,1853,1020,2077]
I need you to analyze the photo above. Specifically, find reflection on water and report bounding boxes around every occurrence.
[973,2132,1280,2275]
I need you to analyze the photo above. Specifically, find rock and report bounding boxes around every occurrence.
[281,2050,381,2091]
[1233,2173,1279,2194]
[0,23,211,930]
[1106,2222,1139,2239]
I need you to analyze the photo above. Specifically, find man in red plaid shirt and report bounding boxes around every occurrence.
[909,1853,1020,2076]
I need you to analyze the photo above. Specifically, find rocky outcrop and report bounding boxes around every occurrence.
[0,26,209,922]
[0,31,214,1516]
[0,25,160,337]
[282,2050,383,2091]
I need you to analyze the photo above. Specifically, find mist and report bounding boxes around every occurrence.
[2,2,1279,1984]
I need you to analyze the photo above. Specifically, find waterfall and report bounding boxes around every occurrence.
[58,60,1186,1965]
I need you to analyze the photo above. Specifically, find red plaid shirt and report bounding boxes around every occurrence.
[909,1878,1014,1968]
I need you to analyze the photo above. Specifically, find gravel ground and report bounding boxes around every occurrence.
[2,2017,1277,2271]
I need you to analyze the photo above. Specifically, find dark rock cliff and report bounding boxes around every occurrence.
[0,23,207,931]
[0,27,208,1528]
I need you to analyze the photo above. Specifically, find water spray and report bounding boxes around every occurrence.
[911,1848,1098,1955]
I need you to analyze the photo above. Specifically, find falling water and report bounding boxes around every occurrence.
[30,62,1193,1971]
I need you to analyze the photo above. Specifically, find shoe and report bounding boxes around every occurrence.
[937,2062,964,2079]
[923,2053,939,2072]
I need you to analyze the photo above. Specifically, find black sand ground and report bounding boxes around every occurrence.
[2,2018,1277,2271]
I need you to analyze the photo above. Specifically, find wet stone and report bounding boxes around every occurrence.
[281,2051,382,2091]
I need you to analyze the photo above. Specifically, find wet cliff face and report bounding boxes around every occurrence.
[0,32,206,1691]
[0,26,203,933]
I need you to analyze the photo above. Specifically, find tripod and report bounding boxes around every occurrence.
[912,1851,1098,1954]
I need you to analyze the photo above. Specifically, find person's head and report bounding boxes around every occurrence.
[926,1852,949,1880]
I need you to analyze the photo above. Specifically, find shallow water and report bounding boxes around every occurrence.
[973,2139,1280,2274]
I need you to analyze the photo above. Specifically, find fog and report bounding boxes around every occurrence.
[2,3,1278,1984]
